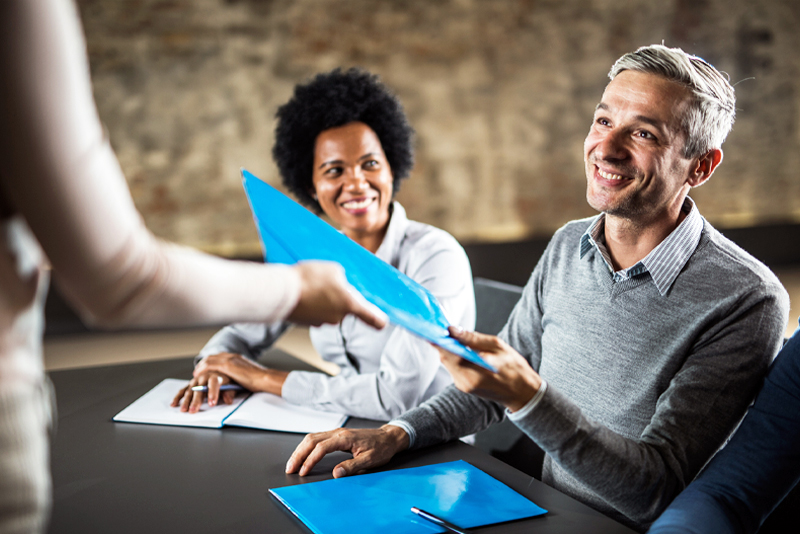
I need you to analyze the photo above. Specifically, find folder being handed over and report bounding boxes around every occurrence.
[241,169,493,371]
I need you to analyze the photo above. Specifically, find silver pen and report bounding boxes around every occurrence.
[411,507,470,534]
[190,384,245,392]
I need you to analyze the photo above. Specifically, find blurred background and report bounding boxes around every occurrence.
[46,0,800,369]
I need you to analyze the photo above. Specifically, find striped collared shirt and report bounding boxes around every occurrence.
[579,197,703,296]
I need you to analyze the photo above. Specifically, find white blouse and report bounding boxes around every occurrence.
[199,203,476,421]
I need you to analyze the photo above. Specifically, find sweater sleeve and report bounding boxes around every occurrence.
[0,0,300,329]
[510,280,789,529]
[648,323,800,534]
[281,240,476,420]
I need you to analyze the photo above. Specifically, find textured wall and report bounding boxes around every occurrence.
[78,0,800,255]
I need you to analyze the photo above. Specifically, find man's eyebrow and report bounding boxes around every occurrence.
[594,103,666,131]
[358,152,379,161]
[633,114,666,131]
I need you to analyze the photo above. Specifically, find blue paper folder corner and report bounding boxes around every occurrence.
[270,460,547,534]
[240,168,494,372]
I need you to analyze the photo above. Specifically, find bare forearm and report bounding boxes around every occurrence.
[260,369,289,396]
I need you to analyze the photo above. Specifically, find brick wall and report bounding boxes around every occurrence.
[78,0,800,255]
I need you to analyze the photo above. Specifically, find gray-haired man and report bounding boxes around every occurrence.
[285,45,789,532]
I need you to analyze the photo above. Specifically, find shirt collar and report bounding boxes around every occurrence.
[579,197,703,296]
[375,201,408,265]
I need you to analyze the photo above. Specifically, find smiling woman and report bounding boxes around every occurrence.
[312,121,394,253]
[173,69,476,421]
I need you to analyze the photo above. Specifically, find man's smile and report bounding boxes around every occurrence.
[597,167,630,181]
[592,163,635,187]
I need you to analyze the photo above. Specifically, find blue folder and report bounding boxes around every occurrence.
[241,169,493,371]
[270,460,547,534]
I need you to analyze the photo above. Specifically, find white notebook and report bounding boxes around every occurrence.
[113,378,347,433]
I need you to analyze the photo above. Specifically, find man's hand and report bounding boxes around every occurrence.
[194,352,288,397]
[170,369,237,413]
[285,425,410,478]
[289,262,387,329]
[438,327,542,412]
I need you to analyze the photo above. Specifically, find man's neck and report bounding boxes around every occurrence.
[603,206,687,271]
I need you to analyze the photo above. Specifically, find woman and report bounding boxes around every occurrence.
[173,69,475,421]
[0,2,383,532]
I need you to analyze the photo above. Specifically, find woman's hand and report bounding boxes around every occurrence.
[285,425,411,478]
[289,262,387,329]
[170,368,237,413]
[194,352,289,397]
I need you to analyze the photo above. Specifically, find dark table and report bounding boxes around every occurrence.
[48,351,635,533]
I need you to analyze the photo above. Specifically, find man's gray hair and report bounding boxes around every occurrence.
[609,44,735,159]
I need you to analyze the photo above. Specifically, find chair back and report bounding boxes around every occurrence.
[473,277,524,335]
[471,278,544,478]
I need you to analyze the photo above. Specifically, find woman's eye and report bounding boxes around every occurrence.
[363,160,379,169]
[636,130,656,140]
[596,118,610,127]
[324,167,343,176]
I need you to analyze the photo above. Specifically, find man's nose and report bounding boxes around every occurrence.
[594,130,628,161]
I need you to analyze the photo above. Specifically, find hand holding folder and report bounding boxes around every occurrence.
[241,169,494,372]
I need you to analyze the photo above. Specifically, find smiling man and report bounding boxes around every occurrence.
[285,45,789,532]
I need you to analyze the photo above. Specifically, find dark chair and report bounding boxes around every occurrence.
[470,278,546,479]
[472,277,524,336]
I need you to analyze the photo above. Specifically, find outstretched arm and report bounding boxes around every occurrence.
[0,0,386,332]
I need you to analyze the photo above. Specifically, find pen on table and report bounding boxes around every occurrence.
[411,507,470,534]
[191,384,246,392]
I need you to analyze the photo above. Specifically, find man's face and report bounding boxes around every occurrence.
[584,70,697,227]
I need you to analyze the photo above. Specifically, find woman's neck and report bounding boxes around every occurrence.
[345,226,388,254]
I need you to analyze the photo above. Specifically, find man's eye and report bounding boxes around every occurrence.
[363,160,379,169]
[636,130,656,140]
[324,167,343,176]
[596,118,610,127]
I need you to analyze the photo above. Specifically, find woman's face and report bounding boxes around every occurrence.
[311,121,394,248]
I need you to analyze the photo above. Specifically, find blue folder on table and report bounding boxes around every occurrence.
[270,460,547,534]
[241,169,493,371]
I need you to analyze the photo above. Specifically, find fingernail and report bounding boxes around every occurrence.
[449,325,464,335]
[333,467,345,478]
[285,460,294,473]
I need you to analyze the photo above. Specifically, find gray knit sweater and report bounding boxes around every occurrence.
[394,217,788,532]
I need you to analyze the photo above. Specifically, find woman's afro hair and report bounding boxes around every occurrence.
[272,68,415,213]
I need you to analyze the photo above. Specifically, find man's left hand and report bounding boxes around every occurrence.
[438,327,542,412]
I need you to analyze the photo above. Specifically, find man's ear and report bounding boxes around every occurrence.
[688,149,723,188]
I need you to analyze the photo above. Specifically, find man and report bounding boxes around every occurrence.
[284,45,789,532]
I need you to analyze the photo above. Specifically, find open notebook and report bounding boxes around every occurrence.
[113,378,347,433]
